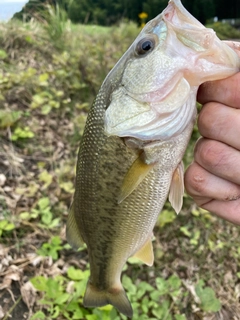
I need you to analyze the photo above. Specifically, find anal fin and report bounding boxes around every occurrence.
[66,201,85,250]
[168,161,184,215]
[133,236,154,266]
[118,155,155,204]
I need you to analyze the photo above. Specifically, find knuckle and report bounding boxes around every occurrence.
[198,103,228,139]
[185,164,207,195]
[195,139,227,170]
[198,103,216,134]
[227,74,240,107]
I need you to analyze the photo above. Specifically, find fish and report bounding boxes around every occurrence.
[66,0,240,317]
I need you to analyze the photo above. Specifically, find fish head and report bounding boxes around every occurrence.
[104,0,240,141]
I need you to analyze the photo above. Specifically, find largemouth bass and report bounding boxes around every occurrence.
[67,0,240,317]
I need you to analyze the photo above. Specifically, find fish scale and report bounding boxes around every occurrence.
[66,0,240,317]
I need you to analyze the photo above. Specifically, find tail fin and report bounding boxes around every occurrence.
[83,281,133,318]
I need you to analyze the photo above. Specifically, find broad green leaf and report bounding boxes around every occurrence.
[54,293,70,304]
[48,218,60,228]
[51,236,62,245]
[0,50,7,59]
[155,277,168,296]
[67,266,85,281]
[141,296,149,314]
[122,275,136,295]
[41,211,53,225]
[167,274,181,290]
[0,220,8,229]
[150,290,161,301]
[152,299,171,319]
[25,35,33,43]
[191,208,200,216]
[45,278,62,298]
[31,276,48,291]
[99,304,113,311]
[37,197,50,210]
[51,305,60,318]
[39,73,49,82]
[38,171,53,189]
[86,315,98,320]
[3,222,15,231]
[0,110,22,128]
[175,315,187,320]
[59,181,74,193]
[19,212,31,220]
[136,281,154,299]
[11,126,34,140]
[31,94,46,108]
[41,105,52,115]
[195,282,221,312]
[180,226,191,237]
[30,311,46,320]
[158,209,176,228]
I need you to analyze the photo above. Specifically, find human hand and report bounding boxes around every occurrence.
[185,41,240,225]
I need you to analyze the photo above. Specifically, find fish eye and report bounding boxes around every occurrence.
[136,37,156,55]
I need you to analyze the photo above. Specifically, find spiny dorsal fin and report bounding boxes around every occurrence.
[66,202,85,250]
[133,236,154,266]
[118,155,155,204]
[168,161,184,215]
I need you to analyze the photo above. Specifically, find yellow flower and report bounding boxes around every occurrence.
[138,12,148,20]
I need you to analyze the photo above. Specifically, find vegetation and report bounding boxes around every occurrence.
[14,0,240,25]
[1,9,240,320]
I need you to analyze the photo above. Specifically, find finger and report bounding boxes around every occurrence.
[197,102,240,150]
[194,138,240,185]
[201,199,240,226]
[197,72,240,107]
[185,161,240,207]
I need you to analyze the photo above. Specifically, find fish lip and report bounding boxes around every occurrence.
[163,0,203,29]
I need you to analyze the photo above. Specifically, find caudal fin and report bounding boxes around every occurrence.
[83,281,133,318]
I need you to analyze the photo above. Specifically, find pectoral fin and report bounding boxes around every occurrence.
[66,202,85,250]
[133,237,154,266]
[118,155,155,204]
[168,161,184,215]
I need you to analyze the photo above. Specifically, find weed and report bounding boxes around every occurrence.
[20,197,60,228]
[37,236,65,260]
[31,270,189,319]
[0,219,15,237]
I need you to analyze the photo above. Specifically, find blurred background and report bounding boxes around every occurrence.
[0,0,240,26]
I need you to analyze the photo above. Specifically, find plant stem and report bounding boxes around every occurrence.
[3,296,22,320]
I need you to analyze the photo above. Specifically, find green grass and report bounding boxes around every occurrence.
[206,21,240,39]
[0,15,240,320]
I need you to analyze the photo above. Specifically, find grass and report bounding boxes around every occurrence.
[0,13,240,320]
